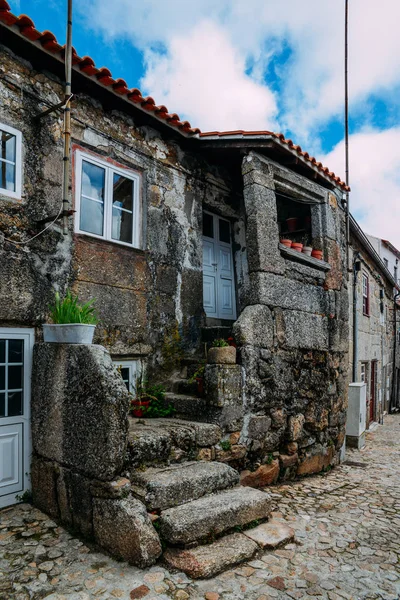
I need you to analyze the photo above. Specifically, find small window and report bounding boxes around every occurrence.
[75,151,141,248]
[113,360,140,394]
[362,273,370,316]
[0,123,22,200]
[394,266,398,283]
[360,363,366,383]
[384,258,388,269]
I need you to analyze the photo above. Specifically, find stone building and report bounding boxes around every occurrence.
[0,2,350,561]
[349,217,399,426]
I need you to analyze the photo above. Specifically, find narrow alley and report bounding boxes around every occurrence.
[1,416,399,600]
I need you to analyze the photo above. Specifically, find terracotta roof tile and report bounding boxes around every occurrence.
[0,2,347,188]
[199,131,349,190]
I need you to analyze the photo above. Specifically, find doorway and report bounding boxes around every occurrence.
[202,211,236,320]
[0,328,34,508]
[370,361,377,423]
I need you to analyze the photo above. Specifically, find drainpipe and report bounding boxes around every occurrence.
[390,291,400,412]
[62,0,73,235]
[352,252,360,382]
[344,0,350,275]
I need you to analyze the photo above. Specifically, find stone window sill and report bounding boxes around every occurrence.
[279,243,331,272]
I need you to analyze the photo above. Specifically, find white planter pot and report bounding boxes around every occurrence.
[302,246,313,256]
[43,323,96,344]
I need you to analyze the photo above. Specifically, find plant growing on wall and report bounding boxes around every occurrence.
[50,290,98,324]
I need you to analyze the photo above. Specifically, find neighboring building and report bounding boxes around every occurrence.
[349,217,400,428]
[0,4,349,514]
[366,234,400,286]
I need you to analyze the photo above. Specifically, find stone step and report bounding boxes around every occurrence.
[170,378,198,395]
[242,520,295,549]
[159,486,272,545]
[131,461,239,511]
[127,417,221,467]
[163,533,258,579]
[165,392,212,422]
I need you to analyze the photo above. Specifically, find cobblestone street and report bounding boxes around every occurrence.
[1,415,399,600]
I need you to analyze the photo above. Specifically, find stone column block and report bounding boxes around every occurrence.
[205,364,242,408]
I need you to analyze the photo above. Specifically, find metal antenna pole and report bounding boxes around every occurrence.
[345,0,350,271]
[62,0,73,235]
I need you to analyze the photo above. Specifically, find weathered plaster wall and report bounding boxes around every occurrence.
[233,153,349,478]
[0,45,236,374]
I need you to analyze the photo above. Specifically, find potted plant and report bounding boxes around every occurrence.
[207,338,236,365]
[286,217,298,232]
[291,242,303,253]
[188,362,205,397]
[43,290,98,343]
[130,377,175,418]
[311,249,323,260]
[301,236,313,256]
[280,238,292,248]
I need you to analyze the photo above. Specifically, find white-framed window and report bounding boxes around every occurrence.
[362,273,370,316]
[0,123,22,200]
[113,359,141,395]
[74,150,141,248]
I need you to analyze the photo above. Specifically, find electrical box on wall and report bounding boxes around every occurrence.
[346,382,367,449]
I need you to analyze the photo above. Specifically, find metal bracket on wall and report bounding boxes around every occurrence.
[33,95,74,120]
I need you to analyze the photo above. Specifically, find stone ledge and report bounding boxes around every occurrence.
[279,244,331,271]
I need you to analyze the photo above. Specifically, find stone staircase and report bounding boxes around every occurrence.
[125,416,294,578]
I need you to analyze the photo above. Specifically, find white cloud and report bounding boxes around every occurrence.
[323,128,400,248]
[79,0,400,241]
[140,21,277,131]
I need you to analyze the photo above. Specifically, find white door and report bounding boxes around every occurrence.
[0,329,34,508]
[202,212,236,320]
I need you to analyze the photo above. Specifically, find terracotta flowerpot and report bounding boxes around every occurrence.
[208,346,236,365]
[131,400,150,418]
[302,246,312,256]
[286,217,298,232]
[280,238,292,248]
[291,242,303,253]
[311,249,323,260]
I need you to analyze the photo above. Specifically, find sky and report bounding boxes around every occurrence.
[9,0,400,247]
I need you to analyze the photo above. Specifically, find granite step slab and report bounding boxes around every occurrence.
[165,393,212,422]
[127,417,222,466]
[243,520,295,548]
[159,486,272,545]
[163,532,258,578]
[131,461,239,511]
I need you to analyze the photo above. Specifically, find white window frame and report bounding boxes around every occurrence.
[74,150,141,249]
[113,359,141,395]
[0,327,34,508]
[0,123,22,200]
[362,272,369,316]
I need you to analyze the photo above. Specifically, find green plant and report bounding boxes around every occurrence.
[212,338,229,348]
[265,453,274,465]
[16,489,32,503]
[188,361,206,384]
[130,378,175,418]
[49,290,98,325]
[220,440,232,452]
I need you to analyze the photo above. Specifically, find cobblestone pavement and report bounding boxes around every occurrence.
[1,415,399,600]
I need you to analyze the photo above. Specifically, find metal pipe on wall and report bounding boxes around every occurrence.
[62,0,73,235]
[390,291,400,412]
[352,252,359,382]
[344,0,350,274]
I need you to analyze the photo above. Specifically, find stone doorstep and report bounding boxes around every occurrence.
[163,533,259,579]
[242,520,295,549]
[131,461,239,511]
[159,486,272,545]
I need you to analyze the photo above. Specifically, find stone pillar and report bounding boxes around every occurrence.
[204,364,243,432]
[242,153,285,275]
